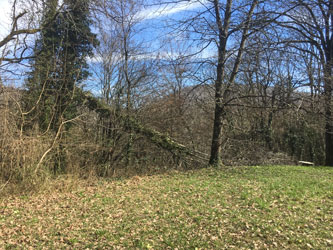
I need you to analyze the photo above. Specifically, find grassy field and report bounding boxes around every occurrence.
[0,165,332,249]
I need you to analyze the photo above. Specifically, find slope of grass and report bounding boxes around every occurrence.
[0,165,332,249]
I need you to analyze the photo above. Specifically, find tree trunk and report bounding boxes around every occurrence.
[209,0,257,166]
[325,118,333,166]
[209,0,232,166]
[209,103,224,166]
[83,92,209,165]
[324,71,333,166]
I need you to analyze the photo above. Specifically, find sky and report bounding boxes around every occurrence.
[137,0,208,20]
[0,0,210,86]
[0,0,211,63]
[0,0,12,37]
[0,0,210,61]
[0,0,208,37]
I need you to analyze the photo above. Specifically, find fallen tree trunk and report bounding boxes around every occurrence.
[83,92,209,166]
[298,161,314,166]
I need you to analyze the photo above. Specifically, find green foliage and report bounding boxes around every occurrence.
[25,0,98,132]
[21,0,98,174]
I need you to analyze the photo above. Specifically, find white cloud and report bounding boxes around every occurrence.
[0,0,12,38]
[0,0,209,37]
[136,0,209,21]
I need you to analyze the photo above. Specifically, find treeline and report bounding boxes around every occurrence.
[0,0,332,188]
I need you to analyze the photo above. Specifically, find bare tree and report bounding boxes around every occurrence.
[0,0,64,67]
[207,0,261,165]
[92,0,153,166]
[149,0,281,165]
[279,0,333,166]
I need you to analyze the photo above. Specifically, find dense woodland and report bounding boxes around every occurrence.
[0,0,332,188]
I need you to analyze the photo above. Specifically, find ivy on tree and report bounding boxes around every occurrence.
[26,0,98,132]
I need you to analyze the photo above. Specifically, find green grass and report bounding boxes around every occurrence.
[0,165,332,249]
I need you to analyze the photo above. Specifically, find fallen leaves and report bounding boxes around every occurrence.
[0,166,332,248]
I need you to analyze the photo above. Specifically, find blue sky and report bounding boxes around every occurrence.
[0,0,209,38]
[137,0,208,20]
[0,0,211,87]
[0,0,212,61]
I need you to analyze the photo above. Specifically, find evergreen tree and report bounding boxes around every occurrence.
[25,0,60,131]
[26,0,97,131]
[25,0,98,171]
[53,0,98,130]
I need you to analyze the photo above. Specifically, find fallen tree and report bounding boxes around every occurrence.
[82,92,209,167]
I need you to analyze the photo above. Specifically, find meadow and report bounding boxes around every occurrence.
[0,165,332,249]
